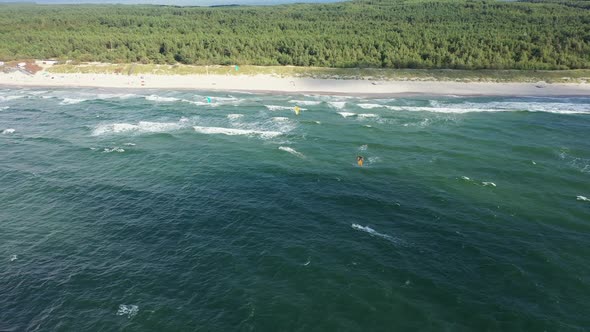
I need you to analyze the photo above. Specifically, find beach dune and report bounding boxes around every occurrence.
[1,71,589,96]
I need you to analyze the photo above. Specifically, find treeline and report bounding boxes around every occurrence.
[0,0,589,70]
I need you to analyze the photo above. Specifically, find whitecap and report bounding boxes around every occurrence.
[92,121,185,136]
[227,114,244,120]
[0,95,25,102]
[461,176,471,181]
[338,112,356,118]
[2,128,15,134]
[363,125,372,128]
[59,98,86,105]
[288,100,322,106]
[123,143,136,146]
[357,103,384,109]
[313,121,321,124]
[482,182,496,187]
[351,224,400,244]
[358,113,378,118]
[359,144,368,151]
[265,105,296,111]
[385,102,590,115]
[328,101,346,109]
[117,304,138,318]
[0,106,9,111]
[272,117,290,122]
[278,146,305,158]
[145,95,179,103]
[103,147,125,153]
[10,255,17,262]
[193,126,281,138]
[577,196,589,202]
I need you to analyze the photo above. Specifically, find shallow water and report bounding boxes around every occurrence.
[1,88,589,331]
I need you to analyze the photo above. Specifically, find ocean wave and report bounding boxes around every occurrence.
[265,105,296,111]
[357,103,384,109]
[357,113,378,118]
[559,150,590,173]
[482,182,496,187]
[103,147,125,153]
[351,224,400,244]
[328,101,346,109]
[2,128,15,134]
[59,98,86,105]
[92,121,185,136]
[117,304,138,318]
[359,144,368,151]
[278,146,305,158]
[338,112,356,118]
[193,126,281,138]
[0,106,9,110]
[272,117,290,122]
[145,95,179,103]
[288,100,322,106]
[577,196,589,202]
[0,95,25,102]
[227,114,244,120]
[10,254,17,262]
[386,102,590,114]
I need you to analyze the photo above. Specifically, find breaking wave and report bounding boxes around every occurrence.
[193,126,282,138]
[338,112,356,118]
[144,95,180,103]
[351,224,400,244]
[328,101,346,109]
[278,146,305,158]
[92,121,186,136]
[288,100,322,106]
[227,114,244,120]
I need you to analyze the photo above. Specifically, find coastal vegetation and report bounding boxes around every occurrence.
[47,63,590,83]
[0,0,589,70]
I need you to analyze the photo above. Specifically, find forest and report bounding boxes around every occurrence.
[0,0,589,70]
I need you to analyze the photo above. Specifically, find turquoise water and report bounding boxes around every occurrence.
[1,88,589,331]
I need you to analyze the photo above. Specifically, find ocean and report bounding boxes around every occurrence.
[1,88,589,331]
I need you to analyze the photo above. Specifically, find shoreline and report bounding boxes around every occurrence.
[1,72,590,97]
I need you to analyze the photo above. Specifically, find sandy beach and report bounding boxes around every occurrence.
[1,71,589,96]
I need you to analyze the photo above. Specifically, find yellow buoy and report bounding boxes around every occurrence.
[294,106,301,115]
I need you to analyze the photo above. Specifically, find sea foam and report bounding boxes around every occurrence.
[577,196,589,202]
[351,224,400,244]
[193,126,281,138]
[2,128,15,134]
[357,103,384,109]
[227,114,244,120]
[328,101,346,109]
[92,121,185,136]
[117,304,138,318]
[278,146,305,158]
[265,105,299,111]
[338,112,356,118]
[59,98,86,105]
[288,100,322,106]
[145,95,179,103]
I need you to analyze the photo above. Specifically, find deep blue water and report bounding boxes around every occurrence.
[1,88,590,331]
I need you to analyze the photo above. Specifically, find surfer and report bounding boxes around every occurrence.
[357,156,364,167]
[294,106,301,115]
